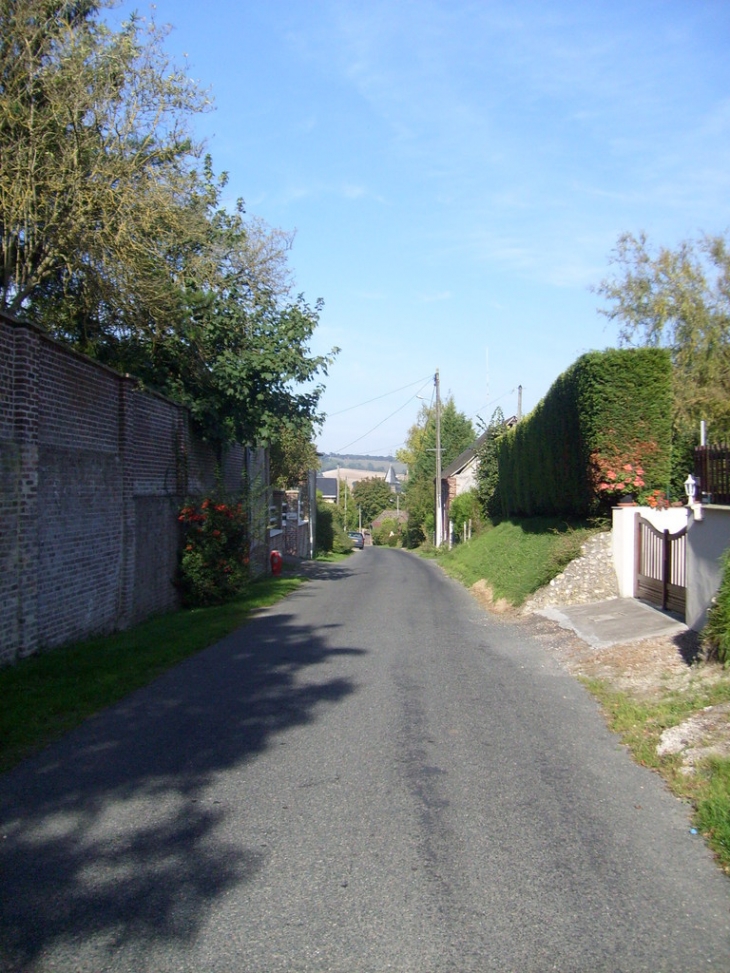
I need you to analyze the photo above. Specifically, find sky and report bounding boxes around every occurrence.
[132,0,729,456]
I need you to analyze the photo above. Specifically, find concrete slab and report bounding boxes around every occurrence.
[535,597,687,649]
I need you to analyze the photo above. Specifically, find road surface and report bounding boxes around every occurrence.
[2,548,729,971]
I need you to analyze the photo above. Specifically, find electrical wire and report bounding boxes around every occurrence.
[333,377,434,453]
[327,374,434,417]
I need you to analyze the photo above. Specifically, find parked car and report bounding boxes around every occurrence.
[348,531,365,549]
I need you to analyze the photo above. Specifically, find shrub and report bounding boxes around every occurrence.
[448,489,483,538]
[332,525,355,553]
[703,550,730,664]
[498,348,672,517]
[315,501,334,553]
[374,518,401,546]
[178,497,250,606]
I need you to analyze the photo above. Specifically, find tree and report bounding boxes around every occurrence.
[595,231,730,443]
[269,422,319,489]
[476,406,506,520]
[352,476,396,526]
[1,1,338,450]
[1,1,212,322]
[398,396,475,545]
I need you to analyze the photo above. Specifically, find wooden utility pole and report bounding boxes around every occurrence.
[435,369,443,548]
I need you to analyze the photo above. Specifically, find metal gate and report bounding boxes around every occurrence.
[636,517,687,615]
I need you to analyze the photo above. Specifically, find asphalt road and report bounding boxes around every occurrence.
[2,548,730,972]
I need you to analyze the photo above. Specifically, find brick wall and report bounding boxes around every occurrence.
[0,312,255,664]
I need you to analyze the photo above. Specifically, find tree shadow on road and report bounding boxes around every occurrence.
[0,610,364,971]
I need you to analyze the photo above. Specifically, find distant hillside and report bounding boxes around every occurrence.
[318,453,407,475]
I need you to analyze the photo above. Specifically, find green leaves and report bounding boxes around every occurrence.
[596,231,730,442]
[1,2,337,453]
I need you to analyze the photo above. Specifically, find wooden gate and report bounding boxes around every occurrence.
[636,517,687,615]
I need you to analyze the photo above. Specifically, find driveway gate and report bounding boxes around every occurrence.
[636,516,687,615]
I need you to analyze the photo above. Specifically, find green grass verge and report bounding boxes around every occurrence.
[430,517,603,605]
[582,676,730,873]
[0,574,304,775]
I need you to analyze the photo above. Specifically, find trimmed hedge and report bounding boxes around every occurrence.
[498,348,672,517]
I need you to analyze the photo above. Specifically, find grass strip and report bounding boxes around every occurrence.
[0,575,304,774]
[581,676,730,874]
[431,517,602,605]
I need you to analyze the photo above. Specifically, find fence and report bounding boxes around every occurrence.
[695,445,730,504]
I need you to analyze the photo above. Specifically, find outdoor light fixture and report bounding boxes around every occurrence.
[684,472,703,520]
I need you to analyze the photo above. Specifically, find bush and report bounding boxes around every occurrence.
[333,525,355,553]
[315,501,334,553]
[498,348,672,518]
[315,501,353,554]
[448,489,482,539]
[703,550,730,664]
[374,518,401,546]
[178,497,250,606]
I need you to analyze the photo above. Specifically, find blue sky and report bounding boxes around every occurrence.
[138,0,729,455]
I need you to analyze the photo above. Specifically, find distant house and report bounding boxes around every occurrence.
[372,508,408,532]
[316,476,338,503]
[384,465,401,493]
[440,417,518,528]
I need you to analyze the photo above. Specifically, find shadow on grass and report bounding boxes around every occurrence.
[0,605,364,971]
[497,516,602,535]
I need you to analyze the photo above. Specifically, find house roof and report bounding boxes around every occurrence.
[371,508,408,528]
[441,416,519,479]
[316,476,338,497]
[442,431,489,479]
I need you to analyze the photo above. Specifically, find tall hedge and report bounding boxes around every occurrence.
[497,348,672,517]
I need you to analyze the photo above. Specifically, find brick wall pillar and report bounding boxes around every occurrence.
[14,325,39,657]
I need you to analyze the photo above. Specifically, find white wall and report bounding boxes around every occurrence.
[612,504,730,630]
[612,506,689,599]
[686,506,730,631]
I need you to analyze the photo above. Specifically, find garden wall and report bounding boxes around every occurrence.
[686,506,730,631]
[0,312,253,664]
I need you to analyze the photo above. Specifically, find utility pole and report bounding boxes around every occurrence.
[517,385,523,422]
[435,369,443,548]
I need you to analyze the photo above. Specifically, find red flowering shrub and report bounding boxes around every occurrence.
[177,496,250,606]
[591,441,659,505]
[641,489,670,510]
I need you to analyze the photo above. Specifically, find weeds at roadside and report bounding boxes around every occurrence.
[581,674,730,874]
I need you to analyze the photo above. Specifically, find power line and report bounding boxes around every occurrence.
[471,388,516,424]
[327,375,434,417]
[333,379,434,453]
